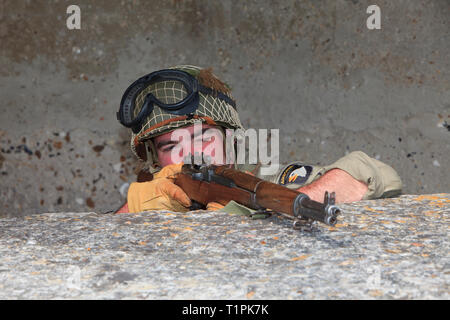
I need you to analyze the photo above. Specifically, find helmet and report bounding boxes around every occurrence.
[117,65,244,172]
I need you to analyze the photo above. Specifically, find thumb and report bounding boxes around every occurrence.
[159,179,192,208]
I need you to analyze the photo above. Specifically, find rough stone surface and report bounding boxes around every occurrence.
[0,1,449,217]
[0,194,448,299]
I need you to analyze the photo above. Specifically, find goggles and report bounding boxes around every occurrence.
[117,69,236,134]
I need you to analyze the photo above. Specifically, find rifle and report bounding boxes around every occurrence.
[173,163,341,228]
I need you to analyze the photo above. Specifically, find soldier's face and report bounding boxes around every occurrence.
[153,124,228,167]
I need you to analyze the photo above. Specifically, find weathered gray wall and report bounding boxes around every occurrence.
[0,0,449,217]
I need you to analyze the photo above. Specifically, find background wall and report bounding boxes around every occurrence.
[0,0,448,217]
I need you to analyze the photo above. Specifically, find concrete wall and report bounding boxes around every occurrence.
[0,0,449,217]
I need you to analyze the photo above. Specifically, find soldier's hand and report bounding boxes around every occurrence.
[127,163,192,213]
[153,163,184,179]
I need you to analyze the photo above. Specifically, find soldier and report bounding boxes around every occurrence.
[116,65,402,213]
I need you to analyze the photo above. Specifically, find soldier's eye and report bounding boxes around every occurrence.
[161,144,176,152]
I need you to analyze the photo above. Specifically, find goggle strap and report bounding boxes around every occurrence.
[198,85,236,109]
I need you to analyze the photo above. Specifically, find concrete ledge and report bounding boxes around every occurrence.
[0,194,448,299]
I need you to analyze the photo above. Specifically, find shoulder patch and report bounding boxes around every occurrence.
[278,164,313,186]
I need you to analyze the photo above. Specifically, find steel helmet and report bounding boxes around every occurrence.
[117,65,244,172]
